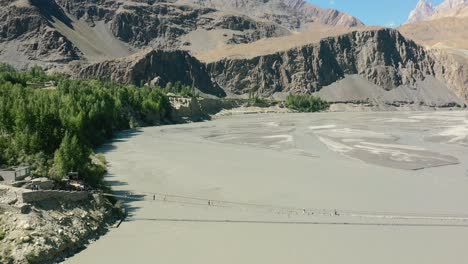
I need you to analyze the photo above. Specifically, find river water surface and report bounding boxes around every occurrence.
[66,111,468,264]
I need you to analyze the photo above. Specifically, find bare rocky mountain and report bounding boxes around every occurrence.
[0,0,466,106]
[399,0,468,102]
[75,28,467,106]
[177,0,364,29]
[205,29,440,95]
[204,27,467,105]
[400,0,468,50]
[72,48,227,97]
[407,0,435,24]
[0,0,295,66]
[406,0,467,23]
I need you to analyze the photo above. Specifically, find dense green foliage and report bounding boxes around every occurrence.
[0,65,170,185]
[285,94,329,112]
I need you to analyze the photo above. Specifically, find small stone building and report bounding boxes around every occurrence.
[0,166,31,183]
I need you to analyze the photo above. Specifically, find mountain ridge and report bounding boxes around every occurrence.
[0,0,466,106]
[406,0,468,23]
[177,0,364,28]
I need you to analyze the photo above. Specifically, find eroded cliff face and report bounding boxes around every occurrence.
[0,0,80,64]
[0,0,292,66]
[206,29,436,96]
[73,49,226,97]
[430,49,468,101]
[106,4,289,48]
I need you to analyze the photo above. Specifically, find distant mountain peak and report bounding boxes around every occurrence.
[407,0,435,24]
[436,0,468,10]
[406,0,468,23]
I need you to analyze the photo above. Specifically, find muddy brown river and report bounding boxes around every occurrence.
[66,111,468,264]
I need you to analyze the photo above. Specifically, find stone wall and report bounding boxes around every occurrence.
[0,185,90,204]
[21,190,90,203]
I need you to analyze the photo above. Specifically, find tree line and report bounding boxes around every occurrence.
[0,64,329,186]
[0,64,171,186]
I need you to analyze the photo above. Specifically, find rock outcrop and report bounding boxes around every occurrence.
[73,49,226,97]
[400,0,468,102]
[0,185,118,264]
[206,29,437,96]
[0,0,80,65]
[430,49,468,101]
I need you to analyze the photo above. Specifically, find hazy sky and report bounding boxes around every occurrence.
[308,0,445,27]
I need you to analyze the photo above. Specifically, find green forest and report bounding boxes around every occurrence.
[0,64,330,187]
[0,64,171,186]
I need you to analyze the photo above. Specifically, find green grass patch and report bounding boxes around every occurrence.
[285,94,329,112]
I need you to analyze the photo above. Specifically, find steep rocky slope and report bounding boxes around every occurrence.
[0,0,81,66]
[74,28,466,106]
[195,25,383,62]
[178,0,363,29]
[0,0,466,106]
[430,49,468,102]
[399,15,468,50]
[0,186,117,264]
[399,0,468,101]
[205,29,445,95]
[0,0,296,67]
[71,49,226,97]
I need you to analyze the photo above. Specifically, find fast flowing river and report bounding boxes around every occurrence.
[66,111,468,264]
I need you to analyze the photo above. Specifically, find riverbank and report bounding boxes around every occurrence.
[0,185,120,264]
[169,96,467,121]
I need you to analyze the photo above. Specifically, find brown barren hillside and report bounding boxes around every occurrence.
[196,25,383,62]
[398,8,468,50]
[176,0,364,28]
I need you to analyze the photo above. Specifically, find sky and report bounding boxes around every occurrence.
[307,0,446,27]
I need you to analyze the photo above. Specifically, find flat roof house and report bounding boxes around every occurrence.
[0,166,31,183]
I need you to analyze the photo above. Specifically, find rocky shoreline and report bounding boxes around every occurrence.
[0,186,121,264]
[170,96,467,120]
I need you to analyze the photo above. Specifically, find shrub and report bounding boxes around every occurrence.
[285,94,329,112]
[0,229,6,240]
[95,154,107,166]
[248,96,269,106]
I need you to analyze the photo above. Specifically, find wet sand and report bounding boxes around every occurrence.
[66,111,468,264]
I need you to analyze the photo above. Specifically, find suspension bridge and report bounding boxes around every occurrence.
[102,191,468,227]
